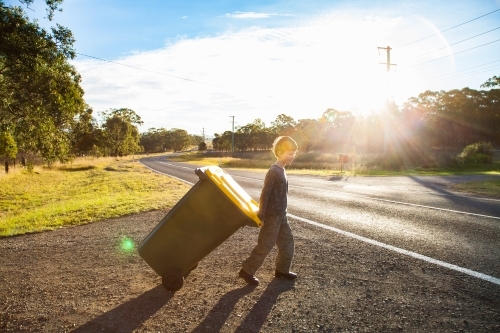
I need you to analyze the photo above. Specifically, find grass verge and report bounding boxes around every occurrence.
[0,157,190,237]
[449,179,500,198]
[167,152,500,176]
[168,152,500,197]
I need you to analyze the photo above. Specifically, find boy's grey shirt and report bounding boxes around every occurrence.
[258,164,288,220]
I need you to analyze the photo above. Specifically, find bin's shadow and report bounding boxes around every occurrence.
[234,279,295,333]
[191,284,257,333]
[71,285,172,333]
[191,279,294,333]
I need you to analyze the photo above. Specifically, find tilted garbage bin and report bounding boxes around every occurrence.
[138,166,262,292]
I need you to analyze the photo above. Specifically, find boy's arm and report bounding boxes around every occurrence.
[258,168,277,221]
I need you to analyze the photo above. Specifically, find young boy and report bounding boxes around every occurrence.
[239,136,298,285]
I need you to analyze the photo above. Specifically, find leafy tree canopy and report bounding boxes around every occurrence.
[271,114,296,135]
[0,131,18,159]
[481,75,500,89]
[164,128,190,152]
[100,108,143,126]
[18,0,64,21]
[0,0,85,164]
[100,108,142,156]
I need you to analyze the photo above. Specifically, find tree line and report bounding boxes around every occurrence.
[1,1,499,171]
[210,81,499,159]
[0,1,201,167]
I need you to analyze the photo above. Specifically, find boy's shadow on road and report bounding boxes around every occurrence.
[71,285,172,333]
[191,279,295,333]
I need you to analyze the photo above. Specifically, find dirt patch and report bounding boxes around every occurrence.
[1,209,499,332]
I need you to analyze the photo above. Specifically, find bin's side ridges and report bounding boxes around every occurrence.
[138,180,203,254]
[203,170,262,228]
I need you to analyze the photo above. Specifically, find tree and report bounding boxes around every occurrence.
[0,131,18,159]
[140,128,169,153]
[101,109,143,156]
[164,129,190,152]
[402,88,500,149]
[198,141,207,151]
[212,133,222,151]
[293,119,320,152]
[318,109,356,150]
[70,107,98,156]
[235,118,270,151]
[189,134,203,146]
[100,108,143,127]
[18,0,64,21]
[212,132,232,151]
[271,114,296,135]
[481,75,500,89]
[0,1,85,164]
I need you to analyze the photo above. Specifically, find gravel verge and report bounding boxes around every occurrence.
[1,209,499,332]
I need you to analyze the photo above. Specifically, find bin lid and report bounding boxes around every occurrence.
[200,166,262,227]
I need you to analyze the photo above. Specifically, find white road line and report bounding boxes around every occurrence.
[271,173,500,203]
[287,183,500,220]
[288,213,500,286]
[231,174,500,220]
[231,174,263,182]
[139,161,195,185]
[367,197,500,220]
[157,161,195,170]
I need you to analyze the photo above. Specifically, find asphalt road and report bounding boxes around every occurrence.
[140,155,500,285]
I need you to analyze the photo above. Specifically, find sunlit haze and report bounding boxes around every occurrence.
[9,0,500,136]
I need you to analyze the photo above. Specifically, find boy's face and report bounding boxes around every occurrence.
[277,149,297,166]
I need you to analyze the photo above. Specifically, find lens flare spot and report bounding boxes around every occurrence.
[120,237,135,252]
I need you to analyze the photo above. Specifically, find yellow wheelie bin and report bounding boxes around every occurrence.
[138,166,262,292]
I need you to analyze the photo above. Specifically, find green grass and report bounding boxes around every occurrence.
[449,179,500,198]
[0,157,190,237]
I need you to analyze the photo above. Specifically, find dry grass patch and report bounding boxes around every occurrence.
[0,156,190,237]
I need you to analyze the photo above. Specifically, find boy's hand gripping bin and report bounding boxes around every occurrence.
[138,166,262,292]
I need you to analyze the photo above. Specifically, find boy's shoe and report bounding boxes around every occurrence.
[275,270,297,280]
[239,269,259,285]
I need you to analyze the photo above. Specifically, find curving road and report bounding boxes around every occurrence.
[140,155,500,284]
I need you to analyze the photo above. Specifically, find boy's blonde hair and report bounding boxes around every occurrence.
[272,136,298,158]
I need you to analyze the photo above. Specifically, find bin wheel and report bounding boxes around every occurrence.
[162,270,184,292]
[184,263,198,278]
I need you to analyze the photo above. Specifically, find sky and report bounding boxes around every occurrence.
[7,0,500,138]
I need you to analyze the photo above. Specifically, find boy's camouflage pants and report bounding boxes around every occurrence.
[242,214,294,275]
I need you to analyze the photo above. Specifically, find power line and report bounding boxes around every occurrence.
[412,63,500,88]
[395,9,500,49]
[413,60,500,84]
[75,52,221,88]
[399,38,500,70]
[402,26,500,62]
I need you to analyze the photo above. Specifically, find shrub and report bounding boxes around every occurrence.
[458,142,494,164]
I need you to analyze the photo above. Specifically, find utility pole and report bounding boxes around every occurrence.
[378,45,397,90]
[202,128,205,142]
[378,46,397,74]
[378,46,397,154]
[229,116,235,153]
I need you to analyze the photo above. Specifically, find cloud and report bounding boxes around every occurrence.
[223,11,291,19]
[72,12,458,135]
[182,16,188,19]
